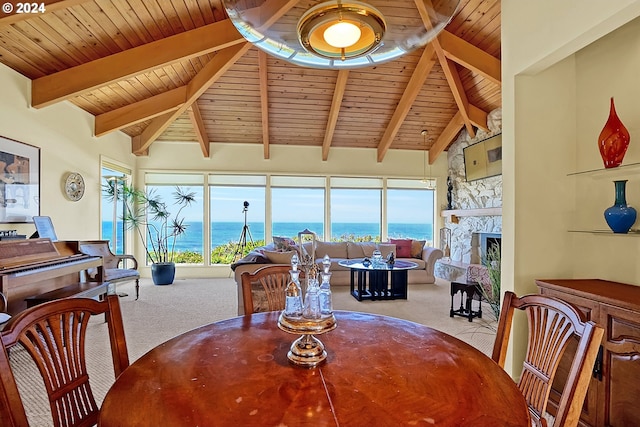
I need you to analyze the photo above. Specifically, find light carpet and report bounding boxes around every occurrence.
[9,277,498,427]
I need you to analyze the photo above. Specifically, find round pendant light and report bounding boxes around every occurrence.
[222,0,460,69]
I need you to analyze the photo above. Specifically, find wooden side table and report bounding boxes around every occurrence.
[450,280,483,321]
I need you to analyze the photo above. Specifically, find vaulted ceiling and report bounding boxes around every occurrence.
[0,0,501,163]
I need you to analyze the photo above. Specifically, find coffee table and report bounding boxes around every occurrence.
[338,259,418,301]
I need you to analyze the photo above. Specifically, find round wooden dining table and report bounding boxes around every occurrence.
[98,311,530,427]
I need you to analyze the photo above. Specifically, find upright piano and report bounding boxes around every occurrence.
[0,238,105,316]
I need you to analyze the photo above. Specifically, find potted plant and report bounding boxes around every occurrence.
[103,181,196,285]
[479,243,501,321]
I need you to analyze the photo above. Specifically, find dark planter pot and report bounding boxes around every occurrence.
[151,262,175,285]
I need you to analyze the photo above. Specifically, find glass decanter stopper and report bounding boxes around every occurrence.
[322,254,331,274]
[291,253,299,271]
[303,277,321,320]
[283,270,303,317]
[319,272,333,316]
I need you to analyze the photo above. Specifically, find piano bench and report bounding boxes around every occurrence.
[25,282,113,308]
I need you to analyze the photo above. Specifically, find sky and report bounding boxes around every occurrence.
[103,182,434,224]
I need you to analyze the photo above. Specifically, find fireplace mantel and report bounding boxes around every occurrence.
[441,207,502,224]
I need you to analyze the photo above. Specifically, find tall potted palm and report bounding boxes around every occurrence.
[103,181,196,285]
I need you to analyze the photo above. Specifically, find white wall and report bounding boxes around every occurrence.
[503,1,640,374]
[0,63,135,240]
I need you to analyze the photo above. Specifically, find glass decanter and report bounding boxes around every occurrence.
[283,269,303,318]
[303,277,321,320]
[319,272,333,316]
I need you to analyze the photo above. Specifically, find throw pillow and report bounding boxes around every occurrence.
[273,236,297,252]
[377,243,396,259]
[390,239,412,258]
[264,250,296,264]
[411,240,427,258]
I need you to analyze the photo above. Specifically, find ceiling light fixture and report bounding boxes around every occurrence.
[222,0,460,69]
[421,129,435,190]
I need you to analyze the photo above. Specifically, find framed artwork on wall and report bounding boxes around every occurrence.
[0,136,40,223]
[463,133,502,182]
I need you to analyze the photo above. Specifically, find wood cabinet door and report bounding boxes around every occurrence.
[538,287,600,427]
[597,304,640,427]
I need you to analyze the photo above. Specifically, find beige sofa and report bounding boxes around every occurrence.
[232,240,443,315]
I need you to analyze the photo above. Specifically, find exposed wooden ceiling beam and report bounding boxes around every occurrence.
[0,0,88,24]
[133,43,251,155]
[258,50,271,159]
[188,103,210,158]
[439,30,501,86]
[437,54,476,138]
[322,70,349,161]
[31,19,244,108]
[377,44,436,162]
[94,87,186,137]
[429,111,465,164]
[130,0,300,155]
[415,0,496,144]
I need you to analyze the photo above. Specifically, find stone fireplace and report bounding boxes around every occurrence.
[434,109,502,282]
[471,232,502,264]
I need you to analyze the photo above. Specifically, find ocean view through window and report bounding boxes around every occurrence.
[101,174,435,265]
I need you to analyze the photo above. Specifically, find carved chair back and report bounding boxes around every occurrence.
[0,295,129,427]
[492,291,604,427]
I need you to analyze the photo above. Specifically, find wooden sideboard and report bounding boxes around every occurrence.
[536,279,640,427]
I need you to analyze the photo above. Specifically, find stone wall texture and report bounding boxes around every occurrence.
[443,108,502,264]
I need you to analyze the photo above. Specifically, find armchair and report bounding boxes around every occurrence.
[79,240,140,300]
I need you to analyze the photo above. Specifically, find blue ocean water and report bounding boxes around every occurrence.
[103,221,432,253]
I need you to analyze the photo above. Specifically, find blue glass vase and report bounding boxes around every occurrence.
[604,180,637,233]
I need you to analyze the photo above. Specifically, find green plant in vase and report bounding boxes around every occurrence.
[102,182,196,284]
[480,243,501,321]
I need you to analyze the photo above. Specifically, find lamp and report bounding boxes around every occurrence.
[222,0,460,69]
[420,129,435,189]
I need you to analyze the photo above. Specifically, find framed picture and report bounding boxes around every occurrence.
[0,136,40,223]
[463,134,502,182]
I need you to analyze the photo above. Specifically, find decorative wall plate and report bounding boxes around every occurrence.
[64,172,85,201]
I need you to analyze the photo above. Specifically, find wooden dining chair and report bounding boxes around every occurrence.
[0,294,130,427]
[492,291,604,427]
[241,265,297,314]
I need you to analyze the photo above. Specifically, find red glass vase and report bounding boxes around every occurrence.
[598,97,630,168]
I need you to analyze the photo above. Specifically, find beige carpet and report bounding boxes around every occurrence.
[9,277,498,427]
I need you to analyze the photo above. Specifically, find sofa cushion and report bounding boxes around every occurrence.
[411,240,426,258]
[346,241,376,258]
[378,243,396,258]
[390,239,412,258]
[273,236,297,252]
[264,250,296,264]
[316,241,348,258]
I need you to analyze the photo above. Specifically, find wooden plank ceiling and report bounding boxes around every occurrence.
[0,0,501,162]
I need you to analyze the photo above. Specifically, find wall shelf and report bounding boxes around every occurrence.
[441,207,502,224]
[568,229,640,236]
[567,162,640,178]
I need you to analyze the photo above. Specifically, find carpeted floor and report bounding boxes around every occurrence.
[9,276,498,427]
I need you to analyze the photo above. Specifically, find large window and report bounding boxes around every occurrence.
[146,174,204,264]
[105,173,434,265]
[271,176,325,240]
[209,175,266,259]
[100,161,131,254]
[387,179,434,244]
[330,178,382,241]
